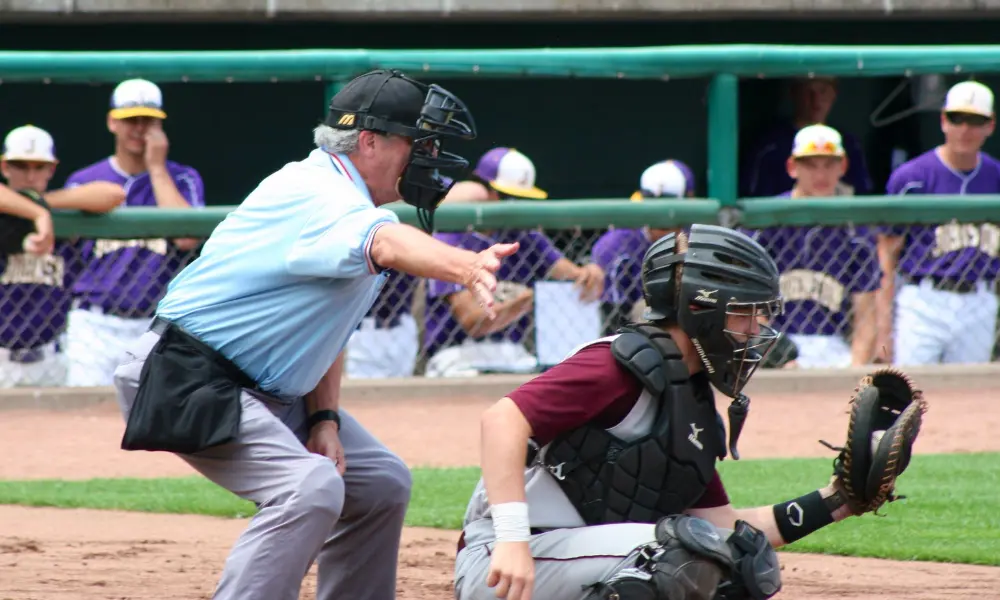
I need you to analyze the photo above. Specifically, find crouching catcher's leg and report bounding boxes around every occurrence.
[584,516,782,600]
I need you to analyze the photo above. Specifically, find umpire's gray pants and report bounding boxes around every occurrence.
[113,330,412,600]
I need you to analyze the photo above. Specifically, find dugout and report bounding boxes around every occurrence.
[1,18,999,206]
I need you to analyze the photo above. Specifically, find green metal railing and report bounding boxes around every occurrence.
[4,44,1000,207]
[3,45,999,82]
[48,197,1000,239]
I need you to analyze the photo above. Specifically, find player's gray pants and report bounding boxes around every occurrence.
[113,330,412,600]
[454,518,658,600]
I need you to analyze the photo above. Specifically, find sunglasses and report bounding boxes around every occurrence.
[946,112,991,127]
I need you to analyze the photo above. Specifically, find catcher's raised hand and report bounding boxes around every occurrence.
[821,367,928,515]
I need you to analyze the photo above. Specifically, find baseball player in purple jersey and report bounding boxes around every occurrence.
[746,125,880,369]
[741,77,872,198]
[426,149,604,377]
[591,159,696,334]
[62,78,205,387]
[877,80,1000,366]
[0,125,124,387]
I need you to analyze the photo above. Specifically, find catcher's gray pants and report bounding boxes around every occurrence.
[454,518,734,600]
[455,518,655,600]
[113,330,412,600]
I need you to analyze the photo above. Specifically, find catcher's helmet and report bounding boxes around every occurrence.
[324,69,476,232]
[641,224,783,398]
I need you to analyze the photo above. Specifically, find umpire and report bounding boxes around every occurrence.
[112,69,518,600]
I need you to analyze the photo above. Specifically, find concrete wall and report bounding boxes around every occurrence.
[0,0,994,23]
[2,362,997,412]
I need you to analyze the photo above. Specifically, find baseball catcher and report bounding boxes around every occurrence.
[453,224,929,600]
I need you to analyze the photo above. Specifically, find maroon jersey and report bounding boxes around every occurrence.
[509,340,730,509]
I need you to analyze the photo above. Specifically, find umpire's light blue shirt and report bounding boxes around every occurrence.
[156,148,399,399]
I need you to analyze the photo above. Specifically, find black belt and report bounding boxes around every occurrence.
[915,276,980,294]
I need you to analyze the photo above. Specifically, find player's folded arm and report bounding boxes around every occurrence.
[44,182,125,214]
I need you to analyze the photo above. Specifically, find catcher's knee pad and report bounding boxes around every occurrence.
[585,516,782,600]
[585,516,731,600]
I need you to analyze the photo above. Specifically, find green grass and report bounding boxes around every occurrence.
[0,454,996,566]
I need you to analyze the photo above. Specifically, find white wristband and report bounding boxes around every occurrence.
[491,502,531,543]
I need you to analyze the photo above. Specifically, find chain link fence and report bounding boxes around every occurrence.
[3,221,1000,387]
[0,238,199,388]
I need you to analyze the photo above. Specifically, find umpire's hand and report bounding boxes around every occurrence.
[307,421,346,476]
[465,242,520,320]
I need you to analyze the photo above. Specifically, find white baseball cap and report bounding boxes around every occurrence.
[1,125,57,163]
[634,160,690,200]
[110,78,167,120]
[791,124,846,159]
[943,81,994,118]
[473,148,547,200]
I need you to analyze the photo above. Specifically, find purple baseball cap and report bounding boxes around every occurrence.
[472,147,547,200]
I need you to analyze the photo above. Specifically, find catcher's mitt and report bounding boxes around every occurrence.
[821,367,928,515]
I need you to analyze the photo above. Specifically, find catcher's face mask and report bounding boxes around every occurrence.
[682,297,783,399]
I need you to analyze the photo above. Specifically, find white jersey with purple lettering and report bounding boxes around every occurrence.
[884,148,1000,365]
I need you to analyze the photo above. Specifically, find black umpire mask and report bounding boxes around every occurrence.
[324,69,477,233]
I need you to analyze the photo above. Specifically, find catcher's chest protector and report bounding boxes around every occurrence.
[540,325,725,526]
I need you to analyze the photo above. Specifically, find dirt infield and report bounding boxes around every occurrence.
[0,384,998,599]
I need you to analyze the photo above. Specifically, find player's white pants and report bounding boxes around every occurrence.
[894,280,999,366]
[785,333,852,369]
[65,306,152,387]
[0,340,67,388]
[425,339,538,378]
[345,314,418,379]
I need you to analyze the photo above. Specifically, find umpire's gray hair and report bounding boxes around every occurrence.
[313,125,360,154]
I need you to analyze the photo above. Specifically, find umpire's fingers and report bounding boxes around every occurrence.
[476,283,497,319]
[491,241,520,260]
[477,270,498,293]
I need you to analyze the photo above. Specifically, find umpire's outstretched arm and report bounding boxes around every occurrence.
[369,222,519,319]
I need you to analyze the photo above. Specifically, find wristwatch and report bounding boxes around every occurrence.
[307,409,341,431]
